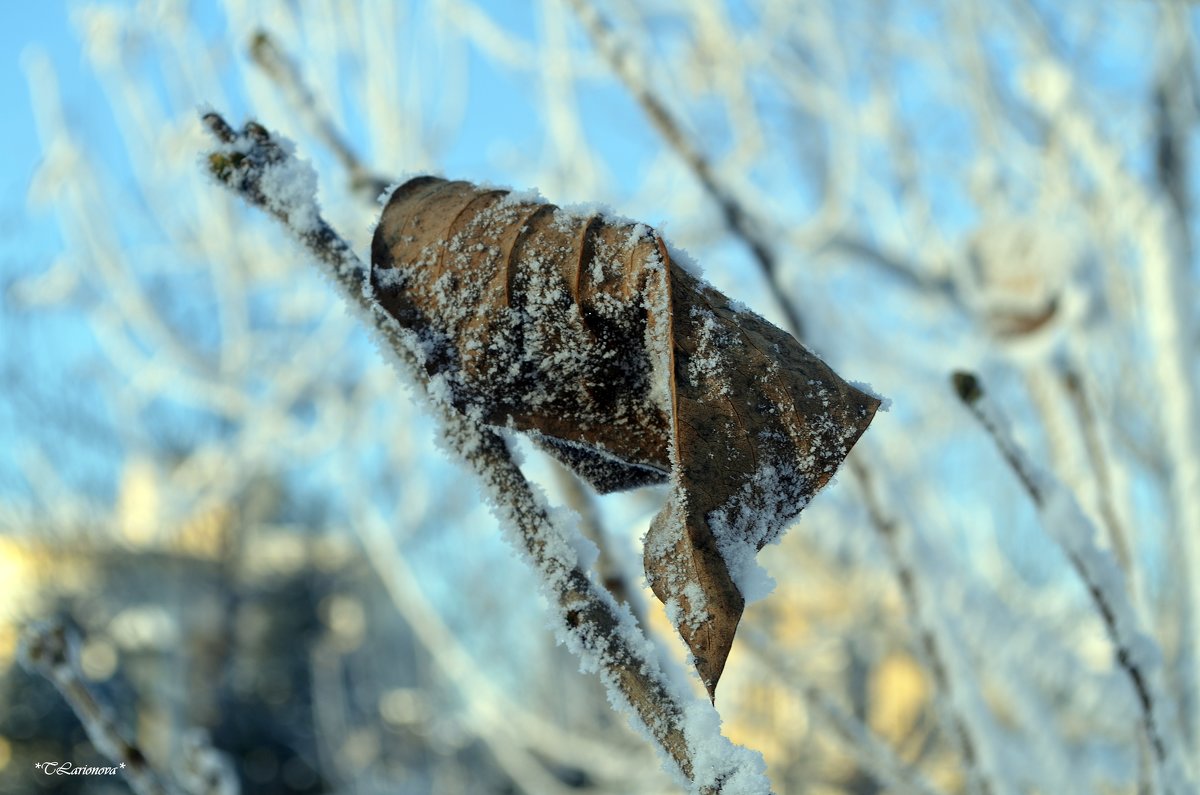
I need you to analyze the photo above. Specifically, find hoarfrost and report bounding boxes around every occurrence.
[848,379,891,412]
[664,240,706,278]
[256,145,321,234]
[558,200,637,226]
[377,182,401,206]
[642,247,675,421]
[707,461,806,602]
[499,186,546,205]
[688,306,734,397]
[683,702,772,794]
[550,503,601,571]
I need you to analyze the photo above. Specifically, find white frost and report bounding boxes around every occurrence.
[683,701,772,794]
[498,186,545,205]
[664,240,706,278]
[971,391,1193,790]
[256,142,322,234]
[848,379,891,412]
[707,461,804,603]
[688,306,734,397]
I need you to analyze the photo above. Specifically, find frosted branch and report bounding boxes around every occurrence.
[200,112,772,794]
[19,620,171,795]
[248,30,391,203]
[952,370,1193,795]
[18,619,238,795]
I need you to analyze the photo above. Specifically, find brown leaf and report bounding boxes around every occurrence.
[372,176,880,697]
[648,265,879,697]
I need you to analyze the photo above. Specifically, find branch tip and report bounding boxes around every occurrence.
[249,29,272,59]
[18,619,73,672]
[200,111,236,143]
[951,370,984,405]
[245,121,271,144]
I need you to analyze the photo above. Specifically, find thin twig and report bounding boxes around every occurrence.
[851,459,996,795]
[742,627,948,795]
[249,31,391,204]
[1061,367,1134,575]
[200,113,773,794]
[565,0,804,338]
[19,620,171,795]
[552,462,647,625]
[816,233,957,301]
[952,370,1192,794]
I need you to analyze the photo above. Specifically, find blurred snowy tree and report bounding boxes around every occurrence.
[3,1,1200,793]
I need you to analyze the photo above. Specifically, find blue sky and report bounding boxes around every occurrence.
[2,3,74,272]
[1,3,96,500]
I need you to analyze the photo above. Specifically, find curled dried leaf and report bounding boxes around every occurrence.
[372,177,880,697]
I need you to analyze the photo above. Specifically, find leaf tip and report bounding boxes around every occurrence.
[694,644,731,702]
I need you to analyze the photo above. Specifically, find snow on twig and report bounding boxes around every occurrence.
[952,370,1194,795]
[200,112,773,794]
[19,620,171,795]
[18,619,238,795]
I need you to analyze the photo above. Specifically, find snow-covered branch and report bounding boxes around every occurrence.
[20,620,172,795]
[952,370,1193,795]
[248,30,391,204]
[18,619,238,795]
